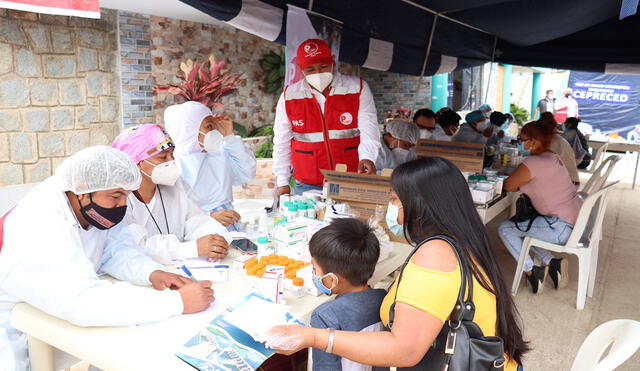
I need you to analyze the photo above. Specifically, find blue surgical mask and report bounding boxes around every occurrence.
[385,202,404,236]
[517,142,531,156]
[561,124,568,132]
[312,269,337,296]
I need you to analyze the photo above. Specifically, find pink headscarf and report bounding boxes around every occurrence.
[112,124,174,164]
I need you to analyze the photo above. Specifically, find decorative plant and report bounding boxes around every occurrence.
[259,50,285,95]
[155,55,242,108]
[510,103,529,125]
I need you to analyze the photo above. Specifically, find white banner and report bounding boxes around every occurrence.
[285,5,342,86]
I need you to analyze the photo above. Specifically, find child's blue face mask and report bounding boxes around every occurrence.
[385,202,404,236]
[312,268,338,296]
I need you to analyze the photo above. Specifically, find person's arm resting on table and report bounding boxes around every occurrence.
[503,163,532,192]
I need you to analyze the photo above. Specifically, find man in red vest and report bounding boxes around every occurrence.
[273,39,380,196]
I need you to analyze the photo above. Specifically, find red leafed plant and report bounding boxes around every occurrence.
[155,55,242,108]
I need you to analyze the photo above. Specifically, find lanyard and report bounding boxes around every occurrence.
[141,186,170,235]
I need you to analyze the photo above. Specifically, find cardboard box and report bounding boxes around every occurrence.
[321,164,393,220]
[415,139,485,174]
[321,165,407,243]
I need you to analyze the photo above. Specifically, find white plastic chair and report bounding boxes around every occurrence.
[511,186,612,310]
[580,155,621,196]
[571,319,640,371]
[580,142,609,174]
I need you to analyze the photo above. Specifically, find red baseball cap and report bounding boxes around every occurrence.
[296,39,333,70]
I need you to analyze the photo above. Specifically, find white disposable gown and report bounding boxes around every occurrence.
[164,101,256,211]
[124,180,231,264]
[0,177,183,371]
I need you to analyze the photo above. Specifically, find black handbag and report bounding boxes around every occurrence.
[509,194,540,232]
[387,235,506,371]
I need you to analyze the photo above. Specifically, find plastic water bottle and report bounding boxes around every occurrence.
[286,205,298,221]
[306,203,317,219]
[257,236,270,258]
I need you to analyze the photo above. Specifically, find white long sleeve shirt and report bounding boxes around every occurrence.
[272,74,381,187]
[0,177,184,371]
[124,180,231,264]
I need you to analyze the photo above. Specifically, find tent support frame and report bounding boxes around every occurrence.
[483,35,498,105]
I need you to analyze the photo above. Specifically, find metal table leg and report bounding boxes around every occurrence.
[28,335,55,371]
[634,152,639,190]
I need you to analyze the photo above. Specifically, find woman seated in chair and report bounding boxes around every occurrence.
[562,117,592,169]
[499,121,583,295]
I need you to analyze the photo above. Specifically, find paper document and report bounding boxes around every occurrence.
[176,293,305,371]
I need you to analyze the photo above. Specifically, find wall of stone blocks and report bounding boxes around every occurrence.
[119,12,153,127]
[148,15,282,131]
[360,68,432,119]
[0,9,121,186]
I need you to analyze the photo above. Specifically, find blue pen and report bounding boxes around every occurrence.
[180,265,198,282]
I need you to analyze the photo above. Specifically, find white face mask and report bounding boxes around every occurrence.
[305,72,333,92]
[419,129,433,139]
[391,147,411,164]
[475,120,488,131]
[199,129,223,152]
[143,160,181,186]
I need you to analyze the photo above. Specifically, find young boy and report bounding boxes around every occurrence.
[309,218,389,371]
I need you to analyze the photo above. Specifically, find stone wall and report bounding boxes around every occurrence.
[0,9,120,186]
[148,15,282,131]
[360,69,431,119]
[119,12,152,126]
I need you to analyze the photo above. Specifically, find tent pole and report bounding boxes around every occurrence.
[307,0,313,11]
[400,0,491,34]
[483,35,498,105]
[412,14,439,113]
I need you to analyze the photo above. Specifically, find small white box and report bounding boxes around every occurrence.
[260,271,284,304]
[471,188,495,203]
[232,253,256,273]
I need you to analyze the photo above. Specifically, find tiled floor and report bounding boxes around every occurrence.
[486,182,640,370]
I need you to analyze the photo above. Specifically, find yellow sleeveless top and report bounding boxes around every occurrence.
[379,258,518,371]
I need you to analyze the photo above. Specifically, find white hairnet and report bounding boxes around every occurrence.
[164,101,212,156]
[55,146,142,194]
[387,120,419,144]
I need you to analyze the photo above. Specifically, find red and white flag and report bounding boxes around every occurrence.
[0,0,100,19]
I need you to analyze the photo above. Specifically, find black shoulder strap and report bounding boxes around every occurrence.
[387,235,474,329]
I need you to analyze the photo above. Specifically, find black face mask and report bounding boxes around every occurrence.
[78,193,127,230]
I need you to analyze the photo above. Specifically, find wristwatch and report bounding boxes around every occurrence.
[325,328,335,354]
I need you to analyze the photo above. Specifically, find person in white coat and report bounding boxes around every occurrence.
[375,120,419,171]
[164,102,256,228]
[0,146,214,371]
[112,124,232,264]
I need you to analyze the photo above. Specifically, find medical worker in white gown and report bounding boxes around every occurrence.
[164,102,256,228]
[112,124,232,264]
[0,146,214,371]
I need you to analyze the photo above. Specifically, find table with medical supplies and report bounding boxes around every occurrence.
[11,240,413,371]
[587,139,640,189]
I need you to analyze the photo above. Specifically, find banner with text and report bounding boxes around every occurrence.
[568,71,640,138]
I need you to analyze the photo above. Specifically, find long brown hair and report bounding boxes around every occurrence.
[392,157,529,364]
[521,121,553,151]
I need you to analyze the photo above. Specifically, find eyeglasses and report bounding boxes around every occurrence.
[517,136,530,144]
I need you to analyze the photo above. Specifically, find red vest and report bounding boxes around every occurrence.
[0,207,14,254]
[285,78,362,185]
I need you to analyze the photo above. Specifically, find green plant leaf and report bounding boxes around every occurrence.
[260,59,275,71]
[267,69,280,83]
[233,122,248,137]
[510,103,530,125]
[255,141,273,158]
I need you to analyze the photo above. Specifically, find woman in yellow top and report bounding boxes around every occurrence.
[268,157,528,370]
